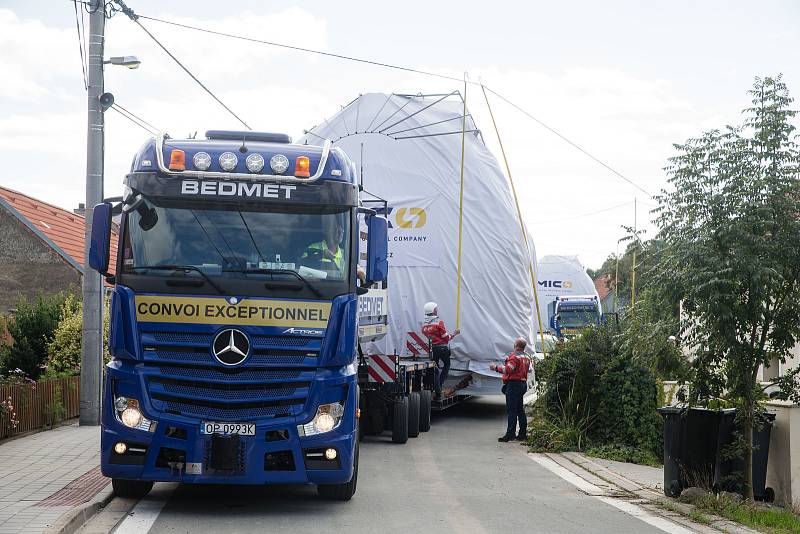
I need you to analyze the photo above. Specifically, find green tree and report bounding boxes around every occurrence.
[0,293,67,379]
[619,287,687,381]
[654,75,800,501]
[45,295,110,375]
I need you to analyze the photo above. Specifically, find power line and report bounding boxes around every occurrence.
[112,0,251,130]
[482,86,652,197]
[72,0,88,89]
[133,13,464,84]
[530,201,634,225]
[108,2,651,197]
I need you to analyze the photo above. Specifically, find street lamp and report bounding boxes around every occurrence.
[104,56,141,69]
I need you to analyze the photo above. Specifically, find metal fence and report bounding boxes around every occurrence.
[0,376,80,440]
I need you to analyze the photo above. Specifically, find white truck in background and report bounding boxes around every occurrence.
[536,255,602,339]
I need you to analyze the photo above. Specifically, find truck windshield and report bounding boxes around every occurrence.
[120,198,351,297]
[558,306,598,328]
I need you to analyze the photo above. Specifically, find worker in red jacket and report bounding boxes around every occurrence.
[490,338,531,442]
[421,302,460,398]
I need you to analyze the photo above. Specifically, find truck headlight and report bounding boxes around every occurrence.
[298,402,344,436]
[113,396,154,432]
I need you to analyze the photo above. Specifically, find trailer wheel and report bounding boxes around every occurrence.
[317,436,359,501]
[392,396,409,444]
[419,389,432,432]
[112,478,153,499]
[408,392,420,438]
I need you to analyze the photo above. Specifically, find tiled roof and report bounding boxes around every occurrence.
[0,186,118,275]
[594,274,612,300]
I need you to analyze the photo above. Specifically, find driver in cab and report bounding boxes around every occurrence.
[300,218,366,283]
[301,218,345,272]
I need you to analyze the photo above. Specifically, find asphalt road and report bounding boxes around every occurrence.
[123,397,669,534]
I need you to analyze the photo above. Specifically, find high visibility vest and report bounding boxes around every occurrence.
[303,242,344,271]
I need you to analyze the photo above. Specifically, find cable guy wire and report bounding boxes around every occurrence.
[110,104,158,135]
[113,102,160,132]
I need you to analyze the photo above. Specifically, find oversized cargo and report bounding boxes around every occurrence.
[302,93,540,395]
[535,255,600,333]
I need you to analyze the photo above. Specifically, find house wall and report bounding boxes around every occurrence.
[0,207,81,312]
[766,401,800,507]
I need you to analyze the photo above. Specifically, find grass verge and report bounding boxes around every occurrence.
[694,495,800,534]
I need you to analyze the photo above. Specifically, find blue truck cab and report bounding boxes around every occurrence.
[88,130,388,501]
[549,295,602,339]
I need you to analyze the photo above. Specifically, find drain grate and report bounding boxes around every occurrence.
[36,466,109,507]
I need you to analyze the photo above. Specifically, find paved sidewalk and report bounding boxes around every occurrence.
[0,423,107,534]
[554,452,760,534]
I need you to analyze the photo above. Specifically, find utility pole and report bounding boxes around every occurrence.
[631,197,637,307]
[81,0,105,426]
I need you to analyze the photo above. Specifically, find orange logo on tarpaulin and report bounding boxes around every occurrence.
[396,208,427,228]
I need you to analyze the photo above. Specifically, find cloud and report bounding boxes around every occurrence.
[0,4,781,269]
[0,9,83,101]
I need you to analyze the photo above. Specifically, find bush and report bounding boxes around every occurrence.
[595,353,661,455]
[0,293,69,379]
[543,326,614,418]
[45,295,110,376]
[531,323,661,462]
[528,384,594,452]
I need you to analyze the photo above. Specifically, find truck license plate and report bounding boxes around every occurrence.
[201,422,256,436]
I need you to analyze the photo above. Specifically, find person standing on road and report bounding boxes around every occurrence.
[421,302,460,399]
[490,338,531,442]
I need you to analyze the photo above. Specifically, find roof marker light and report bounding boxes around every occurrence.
[270,154,289,174]
[245,153,265,173]
[193,151,211,171]
[169,149,186,171]
[219,152,238,172]
[295,156,310,178]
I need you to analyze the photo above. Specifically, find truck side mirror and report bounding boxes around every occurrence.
[366,215,388,284]
[88,202,113,275]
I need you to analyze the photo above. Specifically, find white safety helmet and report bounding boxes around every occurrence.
[424,302,438,316]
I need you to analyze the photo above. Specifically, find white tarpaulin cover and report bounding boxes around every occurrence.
[301,93,541,394]
[535,255,600,331]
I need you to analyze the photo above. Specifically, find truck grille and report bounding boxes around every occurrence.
[139,328,320,422]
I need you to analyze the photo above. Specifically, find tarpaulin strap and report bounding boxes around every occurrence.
[480,83,548,356]
[455,75,468,329]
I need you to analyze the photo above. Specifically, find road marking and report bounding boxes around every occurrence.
[528,454,694,534]
[113,493,170,534]
[597,497,696,534]
[528,453,606,495]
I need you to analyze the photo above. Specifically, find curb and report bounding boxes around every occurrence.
[44,485,114,534]
[556,453,760,534]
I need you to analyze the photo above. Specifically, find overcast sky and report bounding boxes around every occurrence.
[1,0,798,269]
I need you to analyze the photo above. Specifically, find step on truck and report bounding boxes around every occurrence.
[87,129,428,501]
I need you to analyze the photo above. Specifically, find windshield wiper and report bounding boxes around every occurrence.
[128,265,226,295]
[227,268,323,299]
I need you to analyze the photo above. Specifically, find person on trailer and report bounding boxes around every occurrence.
[421,302,460,399]
[490,338,532,442]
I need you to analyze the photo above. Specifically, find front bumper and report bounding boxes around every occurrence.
[101,365,357,485]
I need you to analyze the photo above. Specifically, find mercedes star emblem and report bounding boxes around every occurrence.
[212,329,250,366]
